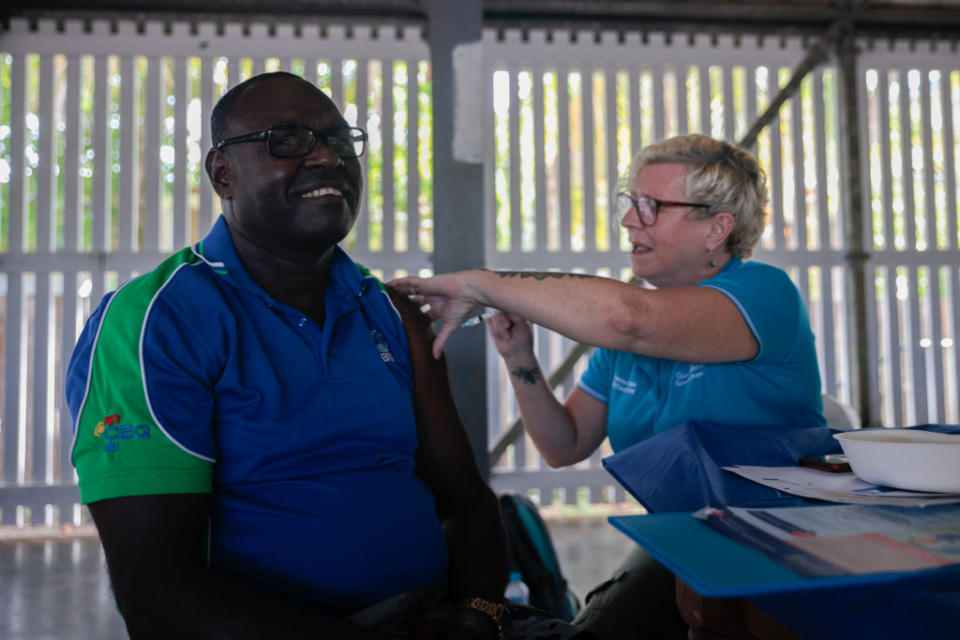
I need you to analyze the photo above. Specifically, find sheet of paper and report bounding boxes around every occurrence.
[724,465,960,507]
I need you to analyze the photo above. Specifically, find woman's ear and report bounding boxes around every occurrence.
[706,212,735,251]
[205,148,234,199]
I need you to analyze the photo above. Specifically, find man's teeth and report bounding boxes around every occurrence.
[301,187,342,198]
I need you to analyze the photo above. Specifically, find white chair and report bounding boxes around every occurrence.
[822,394,861,431]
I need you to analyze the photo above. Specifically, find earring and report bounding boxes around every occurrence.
[708,248,717,268]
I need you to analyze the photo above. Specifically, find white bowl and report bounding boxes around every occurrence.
[833,428,960,493]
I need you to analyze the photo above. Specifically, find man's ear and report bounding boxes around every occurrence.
[706,212,735,251]
[205,148,234,199]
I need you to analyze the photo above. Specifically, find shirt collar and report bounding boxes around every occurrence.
[194,216,368,309]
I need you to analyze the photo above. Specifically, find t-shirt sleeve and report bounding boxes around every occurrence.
[68,272,215,505]
[699,263,804,363]
[577,347,613,403]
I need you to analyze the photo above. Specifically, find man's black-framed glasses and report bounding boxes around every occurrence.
[615,192,712,227]
[216,125,368,159]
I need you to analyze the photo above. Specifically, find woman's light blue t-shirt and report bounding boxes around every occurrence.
[578,259,826,453]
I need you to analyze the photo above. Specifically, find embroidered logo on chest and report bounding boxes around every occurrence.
[612,375,637,394]
[370,329,395,363]
[674,364,704,387]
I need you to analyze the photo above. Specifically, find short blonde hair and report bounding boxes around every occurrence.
[627,134,768,259]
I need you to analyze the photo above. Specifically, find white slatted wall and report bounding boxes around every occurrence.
[2,19,957,520]
[484,30,960,506]
[860,42,960,429]
[0,18,429,525]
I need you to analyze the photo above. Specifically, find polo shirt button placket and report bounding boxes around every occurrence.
[298,317,309,328]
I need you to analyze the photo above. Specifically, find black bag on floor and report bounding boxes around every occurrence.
[499,492,581,621]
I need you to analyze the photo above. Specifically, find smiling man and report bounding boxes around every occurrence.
[65,72,588,640]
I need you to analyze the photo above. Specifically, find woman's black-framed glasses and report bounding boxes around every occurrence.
[216,125,368,159]
[615,192,712,227]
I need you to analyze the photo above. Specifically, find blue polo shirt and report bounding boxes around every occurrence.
[66,216,448,613]
[578,259,825,452]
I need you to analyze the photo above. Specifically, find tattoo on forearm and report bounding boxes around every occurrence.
[511,366,542,385]
[491,270,594,281]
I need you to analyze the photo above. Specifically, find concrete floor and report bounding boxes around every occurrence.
[0,516,635,639]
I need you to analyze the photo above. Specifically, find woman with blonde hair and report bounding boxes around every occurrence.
[391,134,825,638]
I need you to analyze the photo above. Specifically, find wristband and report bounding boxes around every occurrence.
[462,597,506,640]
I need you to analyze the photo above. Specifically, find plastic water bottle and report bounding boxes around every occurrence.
[504,570,530,605]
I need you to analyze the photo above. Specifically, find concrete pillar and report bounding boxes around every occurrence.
[424,0,490,474]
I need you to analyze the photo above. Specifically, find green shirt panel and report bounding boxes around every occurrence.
[72,247,213,504]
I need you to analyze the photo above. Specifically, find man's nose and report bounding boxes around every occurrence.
[303,139,343,169]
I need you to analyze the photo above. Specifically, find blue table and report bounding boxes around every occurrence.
[610,512,960,639]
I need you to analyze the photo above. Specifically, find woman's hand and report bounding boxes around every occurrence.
[486,312,534,362]
[389,272,485,358]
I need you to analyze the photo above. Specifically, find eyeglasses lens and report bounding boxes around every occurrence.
[616,193,656,226]
[267,126,366,159]
[268,126,313,157]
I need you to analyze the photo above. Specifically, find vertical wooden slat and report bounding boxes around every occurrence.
[382,60,396,254]
[651,67,665,142]
[677,65,689,135]
[9,54,26,253]
[899,68,918,252]
[908,267,926,423]
[943,68,958,252]
[919,68,936,252]
[698,64,711,137]
[92,55,109,259]
[953,267,960,423]
[629,67,641,151]
[63,56,81,254]
[200,56,216,231]
[605,68,618,246]
[330,58,343,107]
[791,88,807,255]
[533,68,547,251]
[356,59,370,250]
[173,57,189,249]
[406,58,419,254]
[558,67,572,252]
[118,55,137,252]
[929,267,946,422]
[483,65,497,258]
[856,60,881,422]
[768,68,785,251]
[942,72,960,415]
[508,67,522,252]
[812,70,836,394]
[143,56,162,253]
[60,56,82,493]
[3,275,25,521]
[878,72,896,251]
[581,69,595,253]
[37,54,55,254]
[745,65,758,139]
[32,275,52,488]
[723,64,735,142]
[226,55,237,91]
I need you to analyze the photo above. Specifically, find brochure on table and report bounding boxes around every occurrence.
[609,503,960,597]
[695,503,960,577]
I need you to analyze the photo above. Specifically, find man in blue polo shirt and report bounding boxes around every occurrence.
[66,72,586,640]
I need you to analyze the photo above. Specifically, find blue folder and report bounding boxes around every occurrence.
[609,512,960,639]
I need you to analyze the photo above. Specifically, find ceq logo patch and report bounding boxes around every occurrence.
[93,413,151,452]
